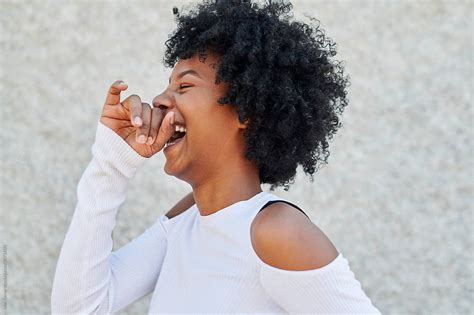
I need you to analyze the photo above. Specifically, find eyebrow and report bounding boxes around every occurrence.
[169,69,202,84]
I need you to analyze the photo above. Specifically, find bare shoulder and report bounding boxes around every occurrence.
[250,201,339,271]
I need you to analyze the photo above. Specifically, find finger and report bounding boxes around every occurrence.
[136,103,152,144]
[122,94,143,127]
[105,80,128,105]
[155,111,176,148]
[146,107,164,145]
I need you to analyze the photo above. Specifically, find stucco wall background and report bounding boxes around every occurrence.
[1,0,472,314]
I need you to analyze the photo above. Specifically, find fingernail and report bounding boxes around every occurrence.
[137,135,146,143]
[133,116,142,126]
[146,136,153,145]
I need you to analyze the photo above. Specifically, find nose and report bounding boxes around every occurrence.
[152,90,173,111]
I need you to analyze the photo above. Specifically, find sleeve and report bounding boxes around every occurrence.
[51,121,169,314]
[258,252,382,314]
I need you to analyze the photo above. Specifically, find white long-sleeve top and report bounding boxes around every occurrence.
[51,120,382,314]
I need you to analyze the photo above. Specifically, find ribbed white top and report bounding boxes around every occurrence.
[51,121,381,314]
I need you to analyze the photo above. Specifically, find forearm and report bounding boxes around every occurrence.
[51,121,149,313]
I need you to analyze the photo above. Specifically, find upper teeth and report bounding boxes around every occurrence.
[175,125,186,133]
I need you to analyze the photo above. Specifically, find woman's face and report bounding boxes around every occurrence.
[152,51,246,185]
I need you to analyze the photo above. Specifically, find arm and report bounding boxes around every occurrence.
[51,121,168,314]
[251,202,381,314]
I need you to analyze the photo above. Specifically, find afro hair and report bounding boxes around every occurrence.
[163,0,350,191]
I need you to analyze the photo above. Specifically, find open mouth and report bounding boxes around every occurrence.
[164,126,187,150]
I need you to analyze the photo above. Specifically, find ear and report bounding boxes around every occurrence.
[238,118,250,130]
[233,107,249,130]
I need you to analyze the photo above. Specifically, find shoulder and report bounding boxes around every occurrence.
[250,201,339,271]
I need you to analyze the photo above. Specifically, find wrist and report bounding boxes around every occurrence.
[92,120,149,178]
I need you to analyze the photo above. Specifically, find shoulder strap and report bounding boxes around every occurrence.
[258,200,310,219]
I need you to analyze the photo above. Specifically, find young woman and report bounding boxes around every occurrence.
[52,0,381,313]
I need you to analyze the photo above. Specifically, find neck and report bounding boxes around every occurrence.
[191,161,262,217]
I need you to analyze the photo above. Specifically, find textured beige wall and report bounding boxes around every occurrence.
[1,0,472,314]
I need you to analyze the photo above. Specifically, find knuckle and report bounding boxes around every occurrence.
[159,124,167,134]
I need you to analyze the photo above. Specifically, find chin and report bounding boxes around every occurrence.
[163,162,175,176]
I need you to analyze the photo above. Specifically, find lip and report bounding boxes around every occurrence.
[163,134,186,155]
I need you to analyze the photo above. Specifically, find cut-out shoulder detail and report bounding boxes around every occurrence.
[258,200,310,219]
[251,201,338,271]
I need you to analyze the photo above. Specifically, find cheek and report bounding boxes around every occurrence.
[180,91,236,140]
[192,115,231,146]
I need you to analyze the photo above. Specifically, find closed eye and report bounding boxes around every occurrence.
[179,84,192,90]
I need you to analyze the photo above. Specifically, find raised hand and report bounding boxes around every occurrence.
[99,80,176,158]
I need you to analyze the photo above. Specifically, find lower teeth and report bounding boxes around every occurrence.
[165,135,186,148]
[165,139,177,147]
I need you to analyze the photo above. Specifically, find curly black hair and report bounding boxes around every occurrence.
[163,0,350,191]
